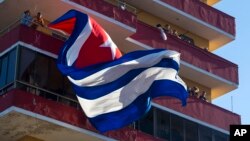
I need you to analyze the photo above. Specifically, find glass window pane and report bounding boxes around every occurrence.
[0,58,2,88]
[63,77,76,99]
[138,108,154,135]
[199,125,212,141]
[17,47,50,97]
[32,54,49,88]
[214,130,228,141]
[47,58,63,93]
[0,56,8,88]
[171,114,184,141]
[156,108,170,140]
[18,47,36,82]
[7,49,17,83]
[185,120,198,141]
[18,48,49,88]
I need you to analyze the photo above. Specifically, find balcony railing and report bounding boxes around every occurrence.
[0,80,239,137]
[153,96,241,131]
[130,21,238,84]
[160,0,235,35]
[0,88,162,141]
[0,24,64,55]
[70,0,137,28]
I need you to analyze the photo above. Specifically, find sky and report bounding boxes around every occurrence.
[212,0,250,124]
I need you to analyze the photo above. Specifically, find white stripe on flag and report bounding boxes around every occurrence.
[68,50,180,87]
[66,17,92,66]
[77,67,185,118]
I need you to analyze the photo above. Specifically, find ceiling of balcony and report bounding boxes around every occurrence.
[207,0,221,6]
[0,111,105,141]
[124,0,234,51]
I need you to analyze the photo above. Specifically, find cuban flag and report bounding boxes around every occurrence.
[49,10,188,132]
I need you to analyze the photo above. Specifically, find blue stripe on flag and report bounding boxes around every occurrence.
[55,10,89,67]
[73,58,179,99]
[89,91,151,132]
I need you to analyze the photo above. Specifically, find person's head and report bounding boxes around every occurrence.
[204,47,209,51]
[165,24,170,29]
[193,86,199,93]
[37,12,42,18]
[156,24,162,27]
[120,2,126,10]
[24,10,30,15]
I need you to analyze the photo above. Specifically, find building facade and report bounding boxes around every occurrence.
[0,0,240,141]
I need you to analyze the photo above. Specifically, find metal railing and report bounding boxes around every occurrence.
[116,0,137,14]
[15,80,80,108]
[104,0,137,14]
[0,18,20,37]
[0,80,81,109]
[0,82,15,95]
[0,17,69,41]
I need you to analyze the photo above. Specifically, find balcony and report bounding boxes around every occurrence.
[125,0,235,50]
[153,96,241,131]
[0,24,64,55]
[69,0,137,29]
[128,21,238,98]
[0,88,161,141]
[0,81,240,139]
[64,0,138,51]
[160,0,235,35]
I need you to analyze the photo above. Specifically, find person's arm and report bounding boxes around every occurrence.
[41,18,45,26]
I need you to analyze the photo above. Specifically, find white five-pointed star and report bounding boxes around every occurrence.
[99,31,118,60]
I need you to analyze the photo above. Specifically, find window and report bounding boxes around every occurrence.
[18,47,36,83]
[185,120,198,141]
[0,58,3,88]
[17,47,76,101]
[0,55,8,88]
[137,108,154,135]
[213,130,228,141]
[133,105,229,141]
[156,108,170,140]
[171,114,184,141]
[199,125,212,141]
[6,49,16,84]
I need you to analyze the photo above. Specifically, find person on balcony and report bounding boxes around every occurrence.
[20,10,33,26]
[119,0,126,10]
[164,24,173,35]
[190,86,199,98]
[204,47,209,51]
[199,91,208,102]
[172,29,181,39]
[156,24,167,41]
[32,12,45,29]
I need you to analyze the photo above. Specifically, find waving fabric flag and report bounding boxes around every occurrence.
[49,10,188,132]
